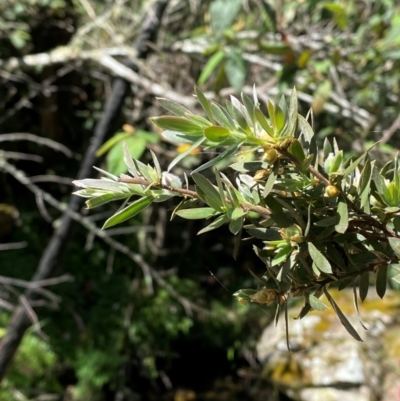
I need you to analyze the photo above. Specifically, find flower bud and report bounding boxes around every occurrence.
[324,185,340,198]
[262,148,278,164]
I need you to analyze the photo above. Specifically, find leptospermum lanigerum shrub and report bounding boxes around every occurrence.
[73,87,400,342]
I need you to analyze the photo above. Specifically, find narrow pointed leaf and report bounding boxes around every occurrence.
[102,196,153,229]
[353,284,368,330]
[376,265,388,298]
[195,87,215,123]
[157,97,192,116]
[175,208,218,220]
[198,214,229,234]
[96,132,132,156]
[192,173,224,211]
[198,49,225,85]
[335,201,349,233]
[309,294,329,311]
[210,101,236,129]
[359,272,369,302]
[86,193,128,209]
[151,116,203,134]
[324,287,363,341]
[388,237,400,258]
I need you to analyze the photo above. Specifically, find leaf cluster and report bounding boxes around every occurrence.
[73,87,400,341]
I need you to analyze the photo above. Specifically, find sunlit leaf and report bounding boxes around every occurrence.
[309,294,329,311]
[335,201,348,233]
[108,137,146,176]
[388,237,400,258]
[151,116,203,134]
[86,192,128,209]
[308,242,332,274]
[96,132,132,157]
[176,207,218,220]
[102,196,153,229]
[204,125,230,142]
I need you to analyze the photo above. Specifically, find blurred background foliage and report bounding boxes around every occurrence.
[0,0,399,400]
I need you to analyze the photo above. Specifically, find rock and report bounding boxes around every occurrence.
[256,289,400,401]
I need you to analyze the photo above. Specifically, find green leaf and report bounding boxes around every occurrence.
[262,170,276,198]
[107,136,146,176]
[271,243,292,266]
[96,132,132,156]
[297,115,314,143]
[376,265,388,299]
[229,216,243,235]
[324,288,363,341]
[353,284,368,330]
[210,101,236,130]
[210,0,242,37]
[225,47,247,93]
[274,105,285,132]
[102,196,153,229]
[86,193,128,209]
[192,173,224,211]
[193,143,241,174]
[314,215,340,227]
[388,237,400,258]
[359,272,369,302]
[204,125,230,142]
[254,108,274,138]
[198,50,226,84]
[175,208,218,220]
[195,87,215,123]
[157,98,192,116]
[323,138,333,160]
[342,152,367,177]
[151,116,203,134]
[309,294,329,311]
[335,201,348,233]
[308,242,332,274]
[198,214,230,235]
[229,207,246,219]
[162,130,205,145]
[73,178,126,192]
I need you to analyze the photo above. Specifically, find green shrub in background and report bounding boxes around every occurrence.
[73,87,400,343]
[0,317,60,401]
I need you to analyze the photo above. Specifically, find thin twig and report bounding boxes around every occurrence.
[118,175,272,216]
[0,133,74,158]
[0,242,27,251]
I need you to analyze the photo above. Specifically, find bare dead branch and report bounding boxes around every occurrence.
[0,133,74,158]
[0,242,27,251]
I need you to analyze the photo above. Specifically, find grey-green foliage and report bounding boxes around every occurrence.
[73,87,400,341]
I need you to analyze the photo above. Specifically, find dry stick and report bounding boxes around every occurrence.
[0,0,169,382]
